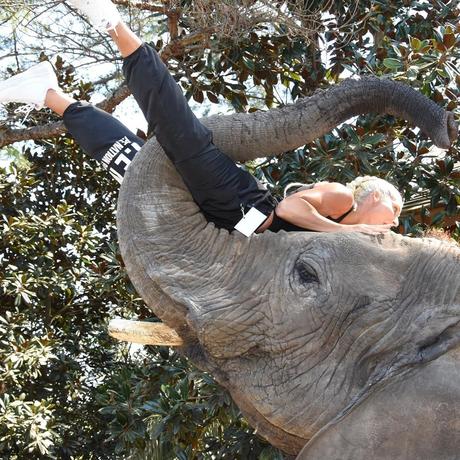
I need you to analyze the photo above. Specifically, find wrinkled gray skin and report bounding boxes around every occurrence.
[116,77,460,458]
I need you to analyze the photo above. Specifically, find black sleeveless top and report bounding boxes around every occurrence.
[267,184,354,233]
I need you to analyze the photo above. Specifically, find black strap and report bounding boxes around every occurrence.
[327,205,355,223]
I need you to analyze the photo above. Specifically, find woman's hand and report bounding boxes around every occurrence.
[344,223,393,235]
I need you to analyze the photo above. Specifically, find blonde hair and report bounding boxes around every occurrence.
[346,176,403,209]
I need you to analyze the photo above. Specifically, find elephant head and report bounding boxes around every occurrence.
[116,77,460,457]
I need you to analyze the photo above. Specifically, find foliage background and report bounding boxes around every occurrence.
[0,0,459,458]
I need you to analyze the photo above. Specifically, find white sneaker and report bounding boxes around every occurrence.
[0,61,59,110]
[67,0,121,32]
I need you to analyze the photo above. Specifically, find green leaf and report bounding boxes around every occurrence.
[362,134,385,145]
[410,36,422,50]
[446,195,458,215]
[431,211,446,226]
[287,71,302,82]
[243,58,255,71]
[383,58,403,70]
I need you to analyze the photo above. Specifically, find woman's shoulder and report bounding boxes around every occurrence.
[293,181,352,200]
[302,181,354,216]
[314,182,353,200]
[313,181,351,193]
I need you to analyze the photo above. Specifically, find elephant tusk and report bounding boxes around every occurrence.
[108,318,184,346]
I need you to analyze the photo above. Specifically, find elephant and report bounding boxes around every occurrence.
[116,77,460,458]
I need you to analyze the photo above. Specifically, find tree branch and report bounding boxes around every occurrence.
[0,83,131,149]
[0,23,212,149]
[112,0,169,14]
[161,30,211,60]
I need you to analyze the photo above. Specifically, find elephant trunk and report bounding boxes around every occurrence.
[201,76,457,163]
[116,140,264,342]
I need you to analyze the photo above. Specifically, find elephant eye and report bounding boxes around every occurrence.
[294,261,319,284]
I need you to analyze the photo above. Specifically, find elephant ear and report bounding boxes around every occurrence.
[296,347,460,460]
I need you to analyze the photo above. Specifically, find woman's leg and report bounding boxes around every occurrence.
[45,88,144,184]
[64,0,277,229]
[110,24,213,165]
[0,56,144,185]
[105,22,277,230]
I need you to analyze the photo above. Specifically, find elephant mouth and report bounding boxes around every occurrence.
[436,112,458,149]
[446,111,458,146]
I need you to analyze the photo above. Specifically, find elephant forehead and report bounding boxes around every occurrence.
[284,232,410,297]
[297,231,411,263]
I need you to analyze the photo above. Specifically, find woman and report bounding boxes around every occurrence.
[0,0,401,236]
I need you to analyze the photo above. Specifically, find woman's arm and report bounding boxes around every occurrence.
[276,197,350,232]
[276,183,392,234]
[291,182,354,219]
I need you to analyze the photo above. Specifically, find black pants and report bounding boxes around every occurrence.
[63,43,277,231]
